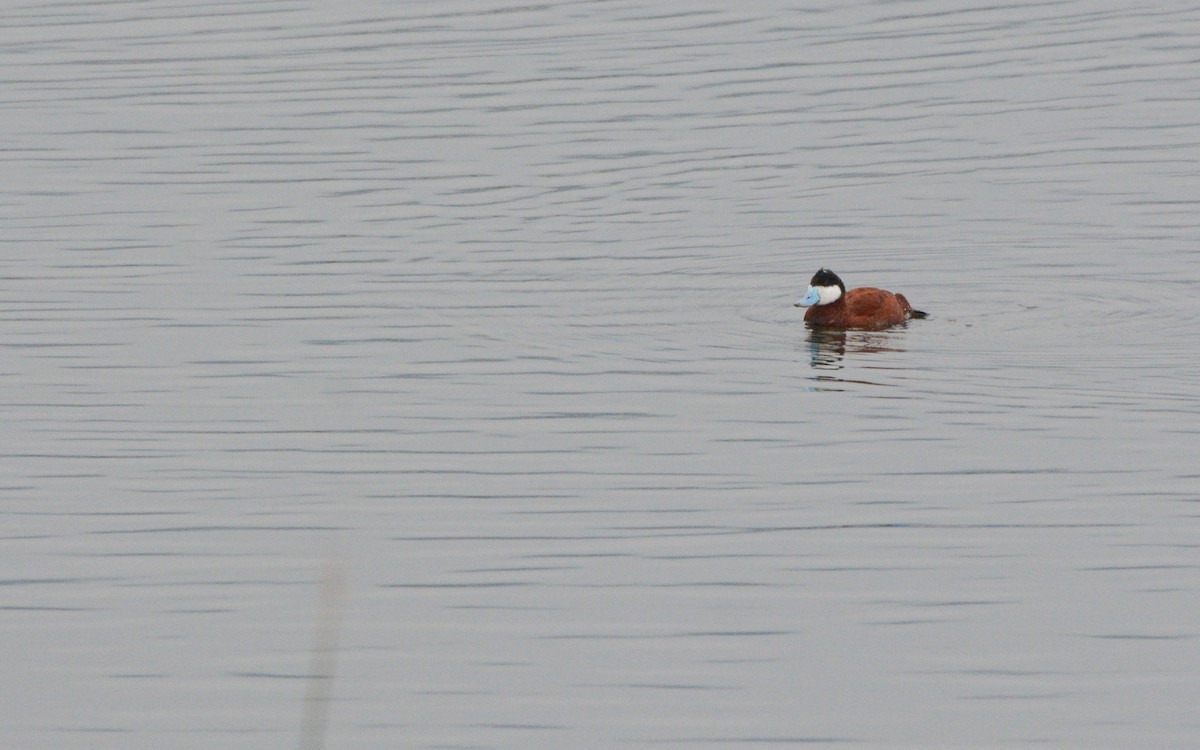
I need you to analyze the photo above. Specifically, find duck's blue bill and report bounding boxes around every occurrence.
[794,286,820,308]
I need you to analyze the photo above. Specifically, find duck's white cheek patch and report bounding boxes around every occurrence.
[816,285,842,305]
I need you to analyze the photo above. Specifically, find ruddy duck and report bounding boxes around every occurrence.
[794,268,927,330]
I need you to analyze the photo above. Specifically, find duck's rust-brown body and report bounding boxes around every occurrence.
[802,288,918,330]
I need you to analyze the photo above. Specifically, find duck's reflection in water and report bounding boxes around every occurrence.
[805,324,908,371]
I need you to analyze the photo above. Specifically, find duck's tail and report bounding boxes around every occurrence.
[896,294,928,320]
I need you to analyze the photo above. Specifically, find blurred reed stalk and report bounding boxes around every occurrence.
[298,560,347,750]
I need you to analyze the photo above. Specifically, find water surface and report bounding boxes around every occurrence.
[3,2,1200,748]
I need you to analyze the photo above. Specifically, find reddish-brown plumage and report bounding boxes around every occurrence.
[803,287,916,330]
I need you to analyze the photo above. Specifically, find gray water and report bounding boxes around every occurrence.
[4,2,1200,748]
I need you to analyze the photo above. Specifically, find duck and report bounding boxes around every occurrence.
[794,268,926,330]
